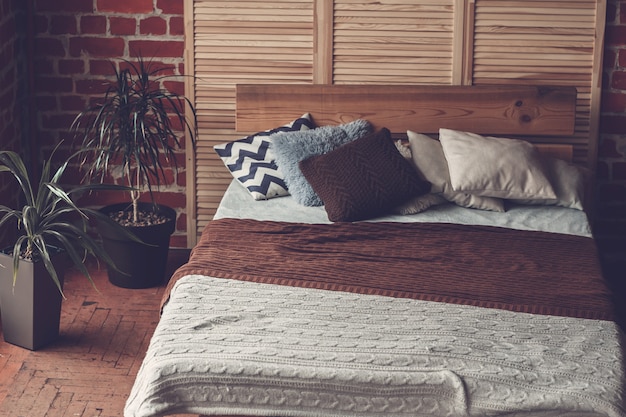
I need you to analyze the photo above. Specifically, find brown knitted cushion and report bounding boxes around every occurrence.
[299,128,431,222]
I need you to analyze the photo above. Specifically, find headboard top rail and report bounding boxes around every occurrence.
[236,84,576,137]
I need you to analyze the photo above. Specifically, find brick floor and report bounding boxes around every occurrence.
[0,249,198,417]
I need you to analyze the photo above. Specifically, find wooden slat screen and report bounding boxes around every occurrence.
[184,0,605,246]
[332,0,456,84]
[186,0,315,239]
[471,0,604,165]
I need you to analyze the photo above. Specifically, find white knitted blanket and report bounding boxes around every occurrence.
[125,275,626,417]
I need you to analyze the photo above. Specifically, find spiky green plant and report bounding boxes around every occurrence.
[0,146,135,298]
[70,57,197,223]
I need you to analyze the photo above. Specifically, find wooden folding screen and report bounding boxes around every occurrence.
[184,0,606,246]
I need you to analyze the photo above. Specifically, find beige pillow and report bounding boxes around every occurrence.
[407,130,504,212]
[392,138,447,214]
[510,157,585,210]
[438,128,557,200]
[394,193,448,215]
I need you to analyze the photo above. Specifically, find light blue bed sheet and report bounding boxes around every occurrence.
[215,180,592,237]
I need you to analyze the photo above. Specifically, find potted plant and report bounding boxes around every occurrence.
[0,147,134,350]
[70,57,197,289]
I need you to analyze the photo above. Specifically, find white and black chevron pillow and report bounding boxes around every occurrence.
[214,114,315,200]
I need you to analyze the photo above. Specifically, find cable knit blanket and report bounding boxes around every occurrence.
[125,220,625,417]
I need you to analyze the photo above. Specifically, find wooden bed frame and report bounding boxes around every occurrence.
[126,83,619,417]
[186,84,592,417]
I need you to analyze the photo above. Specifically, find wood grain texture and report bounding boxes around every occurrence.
[535,144,574,162]
[236,84,576,136]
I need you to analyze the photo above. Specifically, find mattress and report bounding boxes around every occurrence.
[125,181,624,417]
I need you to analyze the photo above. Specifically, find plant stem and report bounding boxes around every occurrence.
[133,164,140,223]
[126,164,140,224]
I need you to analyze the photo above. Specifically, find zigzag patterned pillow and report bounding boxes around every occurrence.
[214,114,315,200]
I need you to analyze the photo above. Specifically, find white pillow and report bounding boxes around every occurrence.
[438,128,557,200]
[510,157,585,210]
[407,130,504,212]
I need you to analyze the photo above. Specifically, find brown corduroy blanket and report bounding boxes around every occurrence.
[165,218,615,321]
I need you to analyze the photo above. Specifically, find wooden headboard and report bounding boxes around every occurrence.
[236,84,578,161]
[236,84,577,137]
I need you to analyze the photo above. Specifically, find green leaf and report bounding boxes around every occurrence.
[69,55,197,207]
[44,184,88,219]
[0,151,35,206]
[32,237,65,299]
[44,230,99,292]
[0,149,133,297]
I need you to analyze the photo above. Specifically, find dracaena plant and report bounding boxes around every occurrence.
[70,56,197,223]
[0,146,134,298]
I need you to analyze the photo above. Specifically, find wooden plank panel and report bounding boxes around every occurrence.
[188,0,315,243]
[184,0,197,246]
[536,144,574,162]
[236,84,576,136]
[332,0,455,85]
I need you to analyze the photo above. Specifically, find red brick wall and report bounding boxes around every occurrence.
[0,0,28,248]
[25,0,626,252]
[598,0,626,255]
[31,0,188,247]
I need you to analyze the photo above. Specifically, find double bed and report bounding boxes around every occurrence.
[124,84,625,417]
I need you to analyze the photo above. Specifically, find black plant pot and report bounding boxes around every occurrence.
[0,249,66,350]
[97,202,176,289]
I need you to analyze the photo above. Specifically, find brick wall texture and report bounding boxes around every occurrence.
[30,0,188,247]
[0,0,28,248]
[599,0,626,253]
[2,0,626,250]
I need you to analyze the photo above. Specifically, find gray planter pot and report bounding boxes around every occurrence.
[0,249,66,350]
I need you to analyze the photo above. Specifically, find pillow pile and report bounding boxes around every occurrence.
[407,128,586,212]
[214,114,315,200]
[509,156,586,210]
[407,130,505,212]
[272,119,372,206]
[438,128,556,200]
[216,117,587,221]
[299,128,431,222]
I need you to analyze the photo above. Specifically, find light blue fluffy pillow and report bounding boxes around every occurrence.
[272,119,372,206]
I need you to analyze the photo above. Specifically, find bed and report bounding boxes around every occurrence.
[124,85,626,417]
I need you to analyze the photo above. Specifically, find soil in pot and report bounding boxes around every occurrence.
[97,203,176,289]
